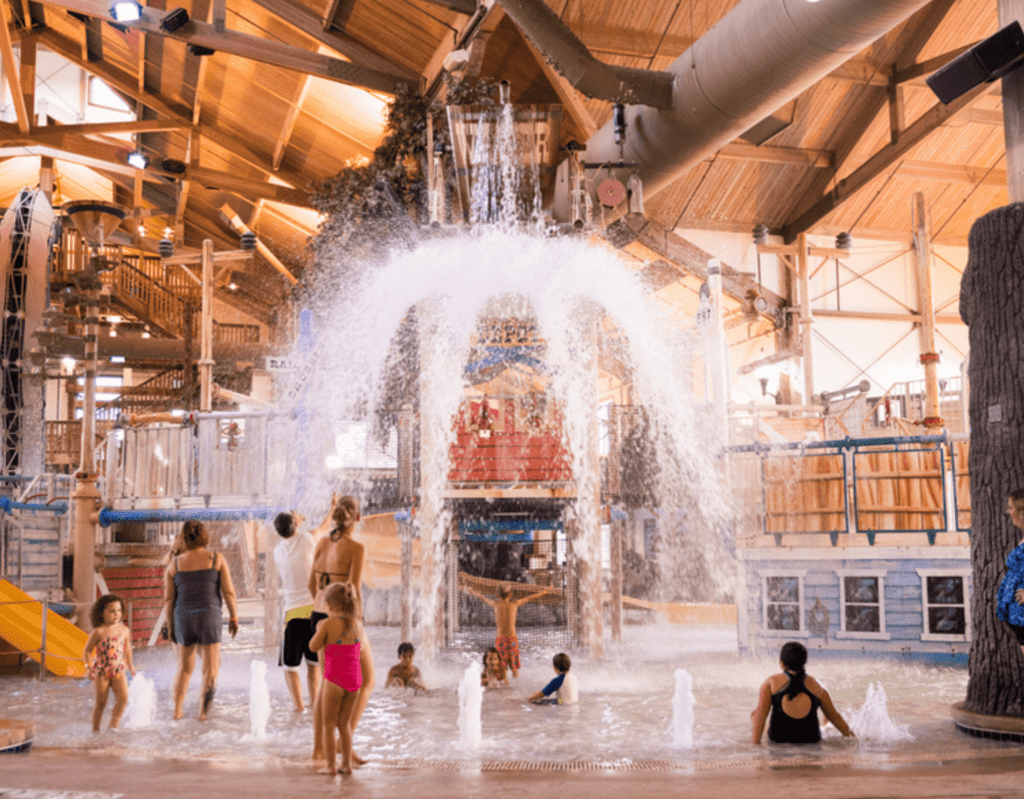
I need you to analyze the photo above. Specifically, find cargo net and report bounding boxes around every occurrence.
[453,536,575,651]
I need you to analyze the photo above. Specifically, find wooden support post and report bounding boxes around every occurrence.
[610,516,623,643]
[913,192,942,431]
[1001,0,1024,202]
[400,522,413,643]
[20,39,35,126]
[199,239,214,411]
[798,232,814,404]
[38,156,54,203]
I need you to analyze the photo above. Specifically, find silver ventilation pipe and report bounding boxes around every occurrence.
[543,0,934,218]
[494,0,673,108]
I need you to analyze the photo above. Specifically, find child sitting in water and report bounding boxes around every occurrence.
[527,652,577,705]
[481,646,508,688]
[750,640,855,744]
[385,642,426,693]
[83,594,136,732]
[309,583,364,775]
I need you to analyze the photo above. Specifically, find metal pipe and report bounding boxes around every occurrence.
[494,0,673,108]
[95,505,286,527]
[554,0,933,216]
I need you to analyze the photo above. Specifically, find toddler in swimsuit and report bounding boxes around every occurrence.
[83,594,136,732]
[309,582,365,775]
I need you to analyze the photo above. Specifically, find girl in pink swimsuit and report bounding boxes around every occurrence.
[83,594,136,732]
[309,582,366,775]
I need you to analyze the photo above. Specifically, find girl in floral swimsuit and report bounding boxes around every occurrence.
[83,594,136,732]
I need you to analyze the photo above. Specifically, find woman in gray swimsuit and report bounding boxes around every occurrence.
[163,520,239,720]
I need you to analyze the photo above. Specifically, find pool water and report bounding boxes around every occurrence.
[0,622,1013,768]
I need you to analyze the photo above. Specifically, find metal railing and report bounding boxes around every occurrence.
[724,433,969,546]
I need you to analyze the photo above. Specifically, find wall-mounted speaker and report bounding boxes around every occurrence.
[926,21,1024,104]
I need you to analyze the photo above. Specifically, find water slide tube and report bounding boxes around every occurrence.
[0,579,86,677]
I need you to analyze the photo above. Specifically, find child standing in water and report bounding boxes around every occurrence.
[309,582,364,775]
[481,646,508,688]
[83,594,136,732]
[465,582,547,678]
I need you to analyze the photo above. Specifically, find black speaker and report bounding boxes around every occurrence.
[926,21,1024,104]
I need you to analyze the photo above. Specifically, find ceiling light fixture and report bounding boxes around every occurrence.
[110,1,142,22]
[127,150,149,169]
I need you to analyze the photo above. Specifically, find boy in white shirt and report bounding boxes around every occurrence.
[273,507,331,712]
[527,652,578,705]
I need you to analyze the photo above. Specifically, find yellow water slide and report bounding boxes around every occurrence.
[0,580,86,677]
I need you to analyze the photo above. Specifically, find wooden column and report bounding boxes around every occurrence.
[912,193,942,431]
[199,239,214,411]
[1001,0,1024,202]
[609,516,623,643]
[400,521,413,643]
[798,232,814,404]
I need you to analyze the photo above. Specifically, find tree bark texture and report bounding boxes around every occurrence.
[960,203,1024,717]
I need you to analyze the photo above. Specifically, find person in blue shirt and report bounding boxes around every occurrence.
[527,652,578,705]
[996,490,1024,657]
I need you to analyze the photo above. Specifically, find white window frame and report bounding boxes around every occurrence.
[835,570,890,640]
[916,568,972,642]
[761,570,808,638]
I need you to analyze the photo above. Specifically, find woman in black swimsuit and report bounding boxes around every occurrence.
[309,496,375,764]
[751,641,855,744]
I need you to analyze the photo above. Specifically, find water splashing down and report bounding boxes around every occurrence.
[249,660,271,740]
[458,661,484,749]
[848,682,912,742]
[124,672,156,729]
[670,668,696,748]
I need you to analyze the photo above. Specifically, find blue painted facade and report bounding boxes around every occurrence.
[738,546,972,665]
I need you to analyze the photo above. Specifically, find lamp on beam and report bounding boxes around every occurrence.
[127,151,149,169]
[110,0,142,22]
[160,7,189,32]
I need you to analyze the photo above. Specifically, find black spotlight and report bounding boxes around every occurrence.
[240,231,256,251]
[613,103,627,146]
[158,238,174,258]
[187,44,215,57]
[926,21,1024,104]
[160,7,189,32]
[160,157,187,174]
[753,224,769,245]
[836,231,852,251]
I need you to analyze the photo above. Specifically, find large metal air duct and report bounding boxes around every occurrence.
[540,0,935,218]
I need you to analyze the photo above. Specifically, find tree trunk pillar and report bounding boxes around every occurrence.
[960,203,1024,717]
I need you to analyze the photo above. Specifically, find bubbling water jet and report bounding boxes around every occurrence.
[670,668,696,748]
[458,661,484,749]
[248,660,271,740]
[124,672,156,729]
[848,682,912,742]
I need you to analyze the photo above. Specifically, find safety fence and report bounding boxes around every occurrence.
[724,433,970,545]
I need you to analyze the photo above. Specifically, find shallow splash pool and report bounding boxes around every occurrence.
[0,622,1013,769]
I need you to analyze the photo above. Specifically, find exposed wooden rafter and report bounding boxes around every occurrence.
[37,0,419,94]
[783,80,993,241]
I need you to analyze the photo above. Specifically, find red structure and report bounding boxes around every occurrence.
[449,397,571,483]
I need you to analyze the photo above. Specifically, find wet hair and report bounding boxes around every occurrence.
[324,582,357,617]
[180,520,209,550]
[483,646,505,675]
[329,496,360,540]
[553,652,571,673]
[497,583,512,600]
[274,512,295,539]
[398,642,415,657]
[779,641,808,699]
[90,593,125,628]
[1009,490,1024,517]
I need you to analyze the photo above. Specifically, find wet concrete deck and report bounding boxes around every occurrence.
[2,744,1024,799]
